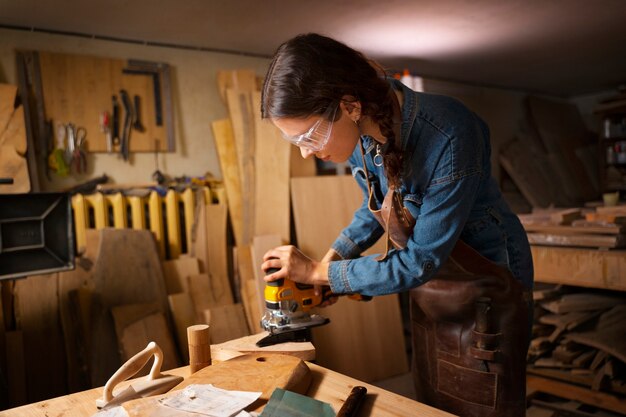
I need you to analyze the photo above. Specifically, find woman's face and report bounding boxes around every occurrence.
[272,101,360,163]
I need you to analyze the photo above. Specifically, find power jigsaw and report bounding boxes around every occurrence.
[256,268,370,347]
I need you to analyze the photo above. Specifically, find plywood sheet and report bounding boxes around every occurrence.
[0,144,29,193]
[252,90,291,243]
[203,303,249,344]
[205,203,233,305]
[168,292,196,364]
[88,229,170,386]
[251,234,283,316]
[212,119,244,246]
[14,274,67,402]
[290,175,408,382]
[161,257,200,295]
[0,105,26,154]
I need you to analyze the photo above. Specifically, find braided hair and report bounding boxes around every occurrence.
[261,33,404,188]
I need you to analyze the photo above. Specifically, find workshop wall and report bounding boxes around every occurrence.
[0,27,271,191]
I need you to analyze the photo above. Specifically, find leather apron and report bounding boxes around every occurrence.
[359,140,529,417]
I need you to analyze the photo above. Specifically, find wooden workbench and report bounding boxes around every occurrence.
[1,360,455,417]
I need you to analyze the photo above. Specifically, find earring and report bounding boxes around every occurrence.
[373,144,384,167]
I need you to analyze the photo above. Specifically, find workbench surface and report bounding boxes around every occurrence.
[2,361,455,417]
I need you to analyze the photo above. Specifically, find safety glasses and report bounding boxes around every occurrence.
[281,104,339,152]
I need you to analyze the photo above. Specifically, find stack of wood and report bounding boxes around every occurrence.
[528,284,626,397]
[0,83,30,193]
[500,95,598,209]
[519,208,626,249]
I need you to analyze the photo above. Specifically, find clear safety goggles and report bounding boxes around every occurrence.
[281,104,339,152]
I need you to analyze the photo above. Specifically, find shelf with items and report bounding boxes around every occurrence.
[597,97,626,195]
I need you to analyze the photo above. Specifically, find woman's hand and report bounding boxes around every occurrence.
[262,245,329,287]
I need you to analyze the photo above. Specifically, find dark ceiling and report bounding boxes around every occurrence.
[1,0,625,97]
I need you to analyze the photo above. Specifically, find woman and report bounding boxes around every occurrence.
[261,33,532,417]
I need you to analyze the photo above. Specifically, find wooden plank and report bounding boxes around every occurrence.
[212,119,244,246]
[540,293,623,314]
[203,303,249,344]
[0,84,18,134]
[57,229,100,392]
[37,51,167,152]
[211,332,315,362]
[225,88,255,246]
[216,69,257,104]
[527,374,626,415]
[251,234,283,317]
[113,309,179,373]
[526,233,625,248]
[567,305,626,365]
[161,257,200,295]
[532,246,626,291]
[205,203,233,305]
[0,105,27,155]
[14,274,67,402]
[290,175,409,382]
[236,245,262,334]
[252,90,291,243]
[187,273,215,320]
[167,292,197,364]
[0,144,30,193]
[88,229,170,386]
[524,224,625,235]
[5,331,26,407]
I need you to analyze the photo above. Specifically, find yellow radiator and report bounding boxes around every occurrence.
[72,186,219,259]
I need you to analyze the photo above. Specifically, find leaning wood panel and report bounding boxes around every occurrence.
[252,90,291,243]
[531,246,626,291]
[14,274,67,402]
[291,175,408,382]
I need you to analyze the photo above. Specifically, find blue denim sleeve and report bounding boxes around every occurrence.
[330,167,385,259]
[327,171,482,296]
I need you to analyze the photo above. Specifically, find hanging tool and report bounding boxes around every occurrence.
[100,111,112,152]
[111,95,120,146]
[256,266,371,347]
[47,122,69,176]
[72,126,87,174]
[133,94,146,132]
[119,89,133,161]
[95,341,183,409]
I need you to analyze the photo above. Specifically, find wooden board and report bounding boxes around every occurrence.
[290,175,409,382]
[168,292,197,364]
[205,203,233,305]
[567,305,626,364]
[89,229,170,386]
[0,105,27,155]
[235,245,263,334]
[14,274,67,402]
[203,303,249,344]
[523,224,625,235]
[0,144,30,193]
[5,331,26,407]
[37,51,168,152]
[527,232,625,248]
[226,88,256,246]
[187,273,214,320]
[216,69,257,104]
[212,119,244,246]
[113,309,180,372]
[161,257,200,295]
[121,353,311,415]
[251,234,283,316]
[532,246,626,291]
[252,90,291,243]
[210,332,315,362]
[57,229,100,392]
[0,84,18,134]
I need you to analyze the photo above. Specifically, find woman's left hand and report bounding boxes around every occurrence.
[262,245,329,287]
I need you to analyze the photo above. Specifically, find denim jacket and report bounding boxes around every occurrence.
[328,79,533,296]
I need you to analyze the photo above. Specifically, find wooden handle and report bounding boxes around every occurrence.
[337,386,367,417]
[188,324,212,373]
[100,341,163,403]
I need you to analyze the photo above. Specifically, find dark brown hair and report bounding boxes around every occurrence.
[261,33,403,187]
